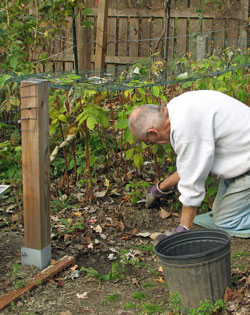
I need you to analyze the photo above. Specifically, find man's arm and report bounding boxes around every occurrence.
[158,171,180,190]
[159,172,197,229]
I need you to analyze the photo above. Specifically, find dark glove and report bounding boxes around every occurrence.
[146,180,172,208]
[153,225,189,245]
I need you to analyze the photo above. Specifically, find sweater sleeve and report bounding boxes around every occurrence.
[175,139,215,207]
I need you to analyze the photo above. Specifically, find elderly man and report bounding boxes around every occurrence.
[129,90,250,241]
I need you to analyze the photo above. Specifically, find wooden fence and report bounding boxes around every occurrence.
[42,0,249,73]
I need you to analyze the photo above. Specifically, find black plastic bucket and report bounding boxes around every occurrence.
[155,229,231,312]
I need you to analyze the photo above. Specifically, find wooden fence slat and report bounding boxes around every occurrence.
[152,18,163,55]
[190,0,201,8]
[118,17,128,56]
[212,19,226,51]
[141,17,151,57]
[95,0,109,69]
[129,18,139,58]
[227,20,240,49]
[176,18,187,58]
[189,18,200,57]
[202,18,213,55]
[166,18,175,62]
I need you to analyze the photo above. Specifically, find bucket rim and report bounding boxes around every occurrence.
[155,229,231,261]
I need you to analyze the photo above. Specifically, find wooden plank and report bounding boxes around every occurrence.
[107,17,116,56]
[20,80,50,250]
[90,8,242,20]
[189,18,200,57]
[239,0,248,49]
[202,18,213,55]
[212,19,226,51]
[95,0,109,69]
[190,0,201,9]
[176,18,187,58]
[227,19,239,49]
[76,11,91,71]
[152,18,163,55]
[141,17,151,57]
[64,61,74,72]
[118,17,128,56]
[129,18,139,57]
[166,18,175,62]
[0,256,75,312]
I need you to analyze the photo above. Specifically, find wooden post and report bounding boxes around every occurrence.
[76,11,92,71]
[95,0,109,70]
[20,80,51,270]
[239,0,248,50]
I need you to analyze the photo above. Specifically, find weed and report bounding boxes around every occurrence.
[168,292,184,314]
[132,291,148,300]
[141,282,155,288]
[120,249,141,268]
[12,263,20,278]
[231,251,250,259]
[80,262,124,282]
[141,303,164,314]
[188,299,226,314]
[15,280,25,289]
[234,264,245,271]
[125,180,150,204]
[105,294,120,302]
[123,302,137,309]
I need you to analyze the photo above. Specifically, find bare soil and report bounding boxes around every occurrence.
[0,193,250,315]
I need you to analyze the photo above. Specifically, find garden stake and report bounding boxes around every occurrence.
[84,120,93,200]
[153,152,160,180]
[107,92,120,178]
[59,121,69,192]
[97,125,111,178]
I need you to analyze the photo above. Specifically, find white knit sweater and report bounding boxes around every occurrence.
[167,90,250,207]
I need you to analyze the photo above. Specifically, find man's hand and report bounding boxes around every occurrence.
[146,180,173,208]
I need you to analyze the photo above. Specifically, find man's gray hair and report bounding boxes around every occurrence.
[129,104,166,139]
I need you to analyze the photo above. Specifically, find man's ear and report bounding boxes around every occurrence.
[147,127,159,137]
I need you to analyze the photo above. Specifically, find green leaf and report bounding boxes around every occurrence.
[58,114,67,122]
[133,153,144,169]
[87,116,97,130]
[98,110,109,128]
[126,148,134,160]
[152,86,160,97]
[124,128,136,144]
[115,119,128,129]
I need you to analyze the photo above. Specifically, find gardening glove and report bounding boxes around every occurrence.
[153,225,189,245]
[146,180,173,208]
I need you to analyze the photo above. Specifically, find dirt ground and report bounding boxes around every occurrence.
[0,194,250,315]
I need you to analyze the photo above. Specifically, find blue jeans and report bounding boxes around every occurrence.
[212,171,250,230]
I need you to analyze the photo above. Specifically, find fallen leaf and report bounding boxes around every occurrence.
[158,266,163,273]
[224,286,244,302]
[6,204,16,213]
[70,265,78,271]
[136,232,150,238]
[150,232,161,240]
[155,277,165,283]
[94,190,106,198]
[76,292,88,299]
[0,278,8,290]
[94,225,102,233]
[159,208,171,219]
[119,220,125,231]
[59,311,72,315]
[73,211,82,217]
[10,214,19,223]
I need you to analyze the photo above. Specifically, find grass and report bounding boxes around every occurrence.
[104,294,120,303]
[231,251,250,259]
[141,303,164,314]
[123,302,137,309]
[132,291,148,300]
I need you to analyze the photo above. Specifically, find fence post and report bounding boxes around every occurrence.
[20,79,51,270]
[197,35,207,61]
[95,0,109,70]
